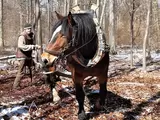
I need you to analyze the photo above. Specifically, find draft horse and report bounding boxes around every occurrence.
[41,11,109,120]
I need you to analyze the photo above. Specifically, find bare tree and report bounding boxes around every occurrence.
[67,0,70,13]
[129,0,136,68]
[35,0,42,54]
[100,0,107,27]
[0,0,3,48]
[109,0,116,54]
[143,0,151,71]
[124,0,140,67]
[47,0,51,38]
[26,0,29,23]
[63,0,67,15]
[156,0,160,48]
[29,0,32,23]
[96,0,100,19]
[74,0,78,6]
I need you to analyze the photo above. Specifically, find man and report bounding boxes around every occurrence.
[13,23,41,89]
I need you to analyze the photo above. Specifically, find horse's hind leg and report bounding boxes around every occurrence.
[99,79,107,105]
[96,75,107,109]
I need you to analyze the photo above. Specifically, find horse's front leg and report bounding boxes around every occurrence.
[74,74,87,120]
[75,83,87,120]
[44,74,60,103]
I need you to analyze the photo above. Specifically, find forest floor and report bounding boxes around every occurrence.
[0,50,160,120]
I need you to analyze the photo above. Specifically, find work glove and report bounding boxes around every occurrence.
[34,44,41,49]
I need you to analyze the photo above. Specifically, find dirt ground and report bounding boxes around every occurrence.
[0,57,160,120]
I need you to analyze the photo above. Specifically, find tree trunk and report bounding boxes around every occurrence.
[35,0,42,63]
[109,0,116,54]
[67,0,70,14]
[29,0,32,23]
[48,0,50,38]
[63,0,67,15]
[73,0,78,6]
[147,0,152,58]
[100,0,107,27]
[156,0,160,49]
[75,0,78,5]
[96,0,100,19]
[143,0,151,71]
[0,0,3,48]
[26,0,29,23]
[130,0,135,68]
[20,11,23,32]
[36,0,42,51]
[158,0,160,8]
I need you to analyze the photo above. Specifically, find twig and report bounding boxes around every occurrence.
[59,117,64,120]
[29,101,38,112]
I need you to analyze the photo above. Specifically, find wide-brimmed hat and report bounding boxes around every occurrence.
[24,23,32,29]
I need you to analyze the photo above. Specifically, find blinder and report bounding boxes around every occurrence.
[70,25,78,47]
[55,24,78,57]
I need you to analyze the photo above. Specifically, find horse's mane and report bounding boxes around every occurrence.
[52,13,98,59]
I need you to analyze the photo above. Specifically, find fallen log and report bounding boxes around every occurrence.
[0,55,16,60]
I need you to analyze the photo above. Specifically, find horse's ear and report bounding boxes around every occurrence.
[68,12,76,26]
[55,11,64,20]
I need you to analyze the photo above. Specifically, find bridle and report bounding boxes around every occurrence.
[44,22,98,69]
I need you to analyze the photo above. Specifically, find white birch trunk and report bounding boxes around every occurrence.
[63,0,67,15]
[96,0,100,19]
[143,0,151,71]
[100,0,107,27]
[109,0,116,54]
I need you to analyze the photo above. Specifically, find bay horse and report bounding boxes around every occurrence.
[41,11,109,120]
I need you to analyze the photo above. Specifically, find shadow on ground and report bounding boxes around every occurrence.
[124,91,160,120]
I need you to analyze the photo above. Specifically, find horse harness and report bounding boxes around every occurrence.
[53,17,110,69]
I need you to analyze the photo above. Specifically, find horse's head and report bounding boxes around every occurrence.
[41,11,76,73]
[41,11,98,73]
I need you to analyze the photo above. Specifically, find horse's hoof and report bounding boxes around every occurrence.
[52,88,61,102]
[95,101,102,110]
[94,100,105,111]
[78,111,88,120]
[53,95,61,103]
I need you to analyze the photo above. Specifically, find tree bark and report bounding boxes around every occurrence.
[67,0,70,14]
[26,0,29,23]
[143,0,151,71]
[96,0,100,19]
[109,0,116,54]
[130,0,135,68]
[100,0,107,27]
[36,0,42,50]
[63,0,67,15]
[48,0,50,38]
[29,0,32,23]
[35,0,42,63]
[0,0,3,48]
[156,0,160,49]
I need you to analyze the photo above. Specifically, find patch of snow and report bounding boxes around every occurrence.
[0,106,29,119]
[0,63,9,69]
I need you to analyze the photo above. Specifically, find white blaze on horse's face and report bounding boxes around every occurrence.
[49,25,62,43]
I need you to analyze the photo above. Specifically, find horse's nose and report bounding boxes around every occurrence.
[43,58,48,64]
[41,56,48,64]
